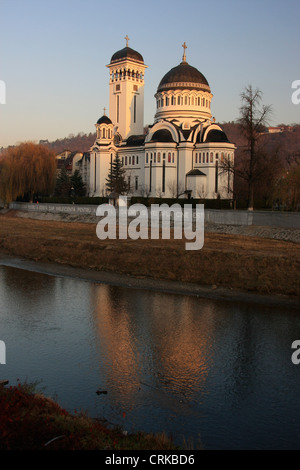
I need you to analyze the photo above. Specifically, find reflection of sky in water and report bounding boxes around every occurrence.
[0,264,300,449]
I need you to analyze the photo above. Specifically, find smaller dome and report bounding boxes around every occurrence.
[125,135,145,146]
[205,129,229,143]
[151,129,174,142]
[97,115,112,125]
[110,46,144,64]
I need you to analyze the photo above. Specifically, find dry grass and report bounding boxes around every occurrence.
[0,383,179,450]
[0,212,299,298]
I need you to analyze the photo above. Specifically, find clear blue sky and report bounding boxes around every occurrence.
[0,0,299,148]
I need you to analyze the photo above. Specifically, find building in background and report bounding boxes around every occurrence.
[88,37,235,199]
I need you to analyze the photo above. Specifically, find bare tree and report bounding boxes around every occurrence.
[237,85,272,210]
[196,184,208,200]
[139,184,151,198]
[168,180,185,198]
[168,181,178,198]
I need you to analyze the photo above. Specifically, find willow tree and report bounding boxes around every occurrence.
[0,142,57,203]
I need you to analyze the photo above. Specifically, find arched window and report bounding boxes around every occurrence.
[154,153,156,163]
[102,128,106,139]
[129,156,131,165]
[172,153,174,163]
[168,152,171,163]
[165,96,169,106]
[125,156,128,165]
[132,155,135,165]
[177,96,180,105]
[137,156,139,165]
[195,153,198,163]
[210,152,213,163]
[158,152,161,163]
[146,153,148,164]
[206,153,209,163]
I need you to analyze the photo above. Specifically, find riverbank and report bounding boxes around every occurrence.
[0,382,179,450]
[0,211,299,305]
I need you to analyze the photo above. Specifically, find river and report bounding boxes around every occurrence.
[0,261,299,450]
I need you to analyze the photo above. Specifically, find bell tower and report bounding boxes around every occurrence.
[106,36,147,140]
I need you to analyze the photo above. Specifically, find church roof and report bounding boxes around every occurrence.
[110,46,144,64]
[97,115,112,125]
[157,61,210,92]
[186,169,206,176]
[125,134,146,146]
[151,129,175,142]
[204,129,230,143]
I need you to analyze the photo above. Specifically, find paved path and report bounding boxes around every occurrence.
[4,209,300,243]
[205,223,300,243]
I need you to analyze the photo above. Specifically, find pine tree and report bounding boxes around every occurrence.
[106,155,129,194]
[71,169,86,197]
[55,165,71,197]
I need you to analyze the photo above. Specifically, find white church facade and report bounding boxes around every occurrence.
[89,38,235,200]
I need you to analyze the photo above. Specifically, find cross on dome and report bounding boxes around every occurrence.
[182,42,187,62]
[125,35,130,47]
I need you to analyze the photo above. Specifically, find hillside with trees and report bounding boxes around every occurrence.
[220,120,300,209]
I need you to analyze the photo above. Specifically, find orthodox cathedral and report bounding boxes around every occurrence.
[89,37,235,199]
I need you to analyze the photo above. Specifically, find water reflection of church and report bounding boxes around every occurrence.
[92,284,212,411]
[89,37,235,199]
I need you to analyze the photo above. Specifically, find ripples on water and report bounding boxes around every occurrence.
[0,264,300,449]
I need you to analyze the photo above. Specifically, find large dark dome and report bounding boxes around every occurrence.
[110,46,144,64]
[157,61,210,92]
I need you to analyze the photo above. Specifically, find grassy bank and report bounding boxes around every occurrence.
[0,212,299,299]
[0,382,179,450]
